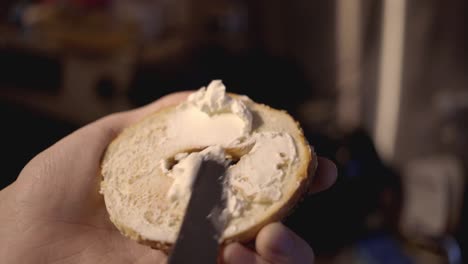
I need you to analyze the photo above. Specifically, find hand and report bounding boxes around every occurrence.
[0,92,337,264]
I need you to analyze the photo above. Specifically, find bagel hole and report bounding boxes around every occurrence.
[164,143,255,172]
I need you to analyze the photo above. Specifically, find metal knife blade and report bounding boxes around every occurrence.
[167,159,228,264]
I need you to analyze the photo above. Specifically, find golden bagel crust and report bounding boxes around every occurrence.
[100,96,315,252]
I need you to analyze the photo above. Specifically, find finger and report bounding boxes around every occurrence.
[255,222,315,264]
[93,91,192,137]
[308,157,337,194]
[223,243,270,264]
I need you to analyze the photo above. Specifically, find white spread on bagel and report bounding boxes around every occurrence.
[165,80,253,150]
[164,146,229,204]
[162,80,298,223]
[227,132,297,203]
[185,80,252,134]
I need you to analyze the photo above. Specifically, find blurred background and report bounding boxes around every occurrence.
[1,0,467,263]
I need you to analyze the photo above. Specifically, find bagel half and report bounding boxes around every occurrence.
[100,80,315,251]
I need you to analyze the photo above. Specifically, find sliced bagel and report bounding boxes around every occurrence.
[100,80,315,251]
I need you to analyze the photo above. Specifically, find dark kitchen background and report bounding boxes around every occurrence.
[1,0,467,263]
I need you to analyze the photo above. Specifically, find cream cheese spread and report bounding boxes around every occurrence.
[185,80,252,134]
[164,146,229,203]
[165,80,252,150]
[227,132,297,203]
[162,80,298,221]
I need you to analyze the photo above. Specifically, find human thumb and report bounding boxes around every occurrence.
[255,222,315,264]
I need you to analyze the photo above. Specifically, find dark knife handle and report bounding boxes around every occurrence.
[168,160,227,264]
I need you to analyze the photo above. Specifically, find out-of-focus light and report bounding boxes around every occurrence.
[336,0,362,131]
[374,0,406,162]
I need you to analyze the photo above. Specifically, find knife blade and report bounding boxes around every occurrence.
[168,159,228,264]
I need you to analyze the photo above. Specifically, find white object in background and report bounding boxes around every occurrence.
[400,156,464,240]
[374,0,406,162]
[335,0,362,131]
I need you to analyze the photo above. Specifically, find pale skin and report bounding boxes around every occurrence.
[0,92,337,264]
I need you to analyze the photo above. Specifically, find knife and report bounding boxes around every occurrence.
[168,159,228,264]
